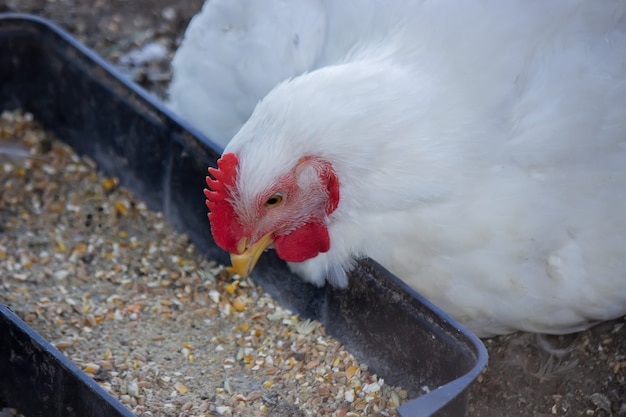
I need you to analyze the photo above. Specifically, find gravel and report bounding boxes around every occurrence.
[0,109,407,417]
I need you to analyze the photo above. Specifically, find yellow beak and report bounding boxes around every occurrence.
[228,232,274,277]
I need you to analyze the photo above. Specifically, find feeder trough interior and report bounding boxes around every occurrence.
[0,14,487,417]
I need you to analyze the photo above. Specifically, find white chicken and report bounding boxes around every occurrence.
[168,0,626,337]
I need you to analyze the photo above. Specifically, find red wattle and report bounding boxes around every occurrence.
[274,222,330,262]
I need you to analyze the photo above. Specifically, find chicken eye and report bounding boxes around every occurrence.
[264,193,284,207]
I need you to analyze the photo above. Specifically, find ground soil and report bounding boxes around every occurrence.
[2,0,624,416]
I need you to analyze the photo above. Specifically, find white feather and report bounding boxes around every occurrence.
[168,0,327,148]
[169,0,626,336]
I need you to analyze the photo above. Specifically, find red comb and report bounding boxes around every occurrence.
[204,153,242,252]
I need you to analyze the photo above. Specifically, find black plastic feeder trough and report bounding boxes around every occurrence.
[0,14,487,417]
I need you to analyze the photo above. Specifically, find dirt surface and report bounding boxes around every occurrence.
[2,0,625,416]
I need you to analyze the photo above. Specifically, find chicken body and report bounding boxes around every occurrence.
[170,0,626,336]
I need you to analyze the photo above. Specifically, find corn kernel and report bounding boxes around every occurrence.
[115,201,128,216]
[174,382,188,394]
[232,297,246,312]
[102,177,118,191]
